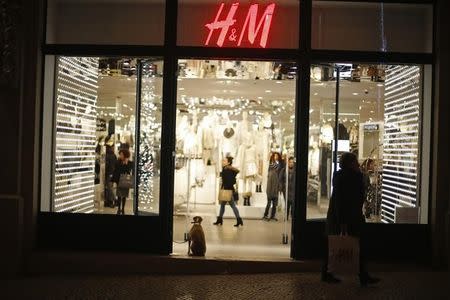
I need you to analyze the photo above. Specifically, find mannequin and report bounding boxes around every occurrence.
[255,119,270,192]
[222,120,237,158]
[237,111,250,144]
[236,131,259,206]
[320,123,334,144]
[200,115,215,165]
[176,115,189,154]
[308,141,320,176]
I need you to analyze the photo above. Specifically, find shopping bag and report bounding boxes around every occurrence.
[328,234,360,274]
[218,189,233,202]
[118,173,133,189]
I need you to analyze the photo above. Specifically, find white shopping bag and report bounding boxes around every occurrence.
[328,234,360,274]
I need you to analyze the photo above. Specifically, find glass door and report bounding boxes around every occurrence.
[172,59,297,259]
[135,58,164,216]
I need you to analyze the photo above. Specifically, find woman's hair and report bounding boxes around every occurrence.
[269,152,281,163]
[361,158,374,172]
[225,156,233,165]
[119,148,131,159]
[339,152,358,170]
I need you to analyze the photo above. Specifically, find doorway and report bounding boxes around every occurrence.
[171,59,297,259]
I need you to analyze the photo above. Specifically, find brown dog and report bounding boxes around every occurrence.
[188,216,206,256]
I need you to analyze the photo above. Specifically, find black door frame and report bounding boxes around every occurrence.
[39,0,435,261]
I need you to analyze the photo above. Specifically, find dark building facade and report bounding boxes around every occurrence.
[1,0,449,275]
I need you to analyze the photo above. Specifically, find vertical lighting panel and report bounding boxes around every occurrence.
[53,57,99,213]
[381,65,421,223]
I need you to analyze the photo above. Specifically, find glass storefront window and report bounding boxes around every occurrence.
[172,59,296,257]
[307,63,431,224]
[41,56,163,215]
[177,0,299,49]
[312,1,433,53]
[46,0,165,45]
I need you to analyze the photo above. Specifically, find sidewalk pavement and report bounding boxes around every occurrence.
[1,272,449,300]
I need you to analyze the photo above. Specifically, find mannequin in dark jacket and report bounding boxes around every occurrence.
[279,157,295,220]
[104,145,117,208]
[322,152,380,287]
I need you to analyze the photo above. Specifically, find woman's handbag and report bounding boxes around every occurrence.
[218,189,233,202]
[118,173,134,189]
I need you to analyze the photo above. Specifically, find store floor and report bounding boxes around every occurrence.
[173,204,291,260]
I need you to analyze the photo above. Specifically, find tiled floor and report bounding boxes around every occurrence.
[173,203,292,260]
[2,272,449,299]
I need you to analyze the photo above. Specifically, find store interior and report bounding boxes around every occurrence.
[48,56,423,258]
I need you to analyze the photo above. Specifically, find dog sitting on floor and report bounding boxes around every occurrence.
[188,216,206,256]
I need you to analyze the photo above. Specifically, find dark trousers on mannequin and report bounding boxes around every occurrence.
[264,197,278,218]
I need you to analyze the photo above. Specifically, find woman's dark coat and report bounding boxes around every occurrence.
[326,168,365,236]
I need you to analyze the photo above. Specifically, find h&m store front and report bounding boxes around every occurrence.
[39,0,435,261]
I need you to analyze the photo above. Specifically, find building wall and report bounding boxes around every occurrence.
[432,0,450,270]
[0,0,449,277]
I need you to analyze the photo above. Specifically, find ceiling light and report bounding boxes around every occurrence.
[309,109,314,113]
[377,83,383,87]
[352,93,359,96]
[178,87,185,91]
[276,81,282,84]
[257,96,263,100]
[313,92,318,96]
[265,90,272,93]
[370,110,374,113]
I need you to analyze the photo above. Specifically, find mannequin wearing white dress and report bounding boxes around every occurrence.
[236,131,260,206]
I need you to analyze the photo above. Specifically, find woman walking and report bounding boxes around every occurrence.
[112,148,133,215]
[213,156,243,227]
[263,152,282,221]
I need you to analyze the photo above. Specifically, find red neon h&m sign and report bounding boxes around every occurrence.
[204,2,276,48]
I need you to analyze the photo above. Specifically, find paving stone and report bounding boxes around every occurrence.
[1,272,449,300]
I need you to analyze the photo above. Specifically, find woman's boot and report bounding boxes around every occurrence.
[213,217,223,225]
[234,217,243,227]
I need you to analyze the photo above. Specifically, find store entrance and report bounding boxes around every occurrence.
[172,59,297,259]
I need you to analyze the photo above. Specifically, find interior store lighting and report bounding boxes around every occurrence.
[53,56,99,214]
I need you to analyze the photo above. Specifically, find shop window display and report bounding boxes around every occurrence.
[42,57,163,215]
[173,59,296,257]
[307,63,430,224]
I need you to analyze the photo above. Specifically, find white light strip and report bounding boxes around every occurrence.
[55,170,93,177]
[385,72,419,94]
[57,88,97,104]
[383,163,417,171]
[59,81,97,100]
[384,67,418,86]
[383,153,417,158]
[383,178,417,189]
[383,148,418,152]
[383,158,417,164]
[56,197,94,212]
[56,95,98,110]
[383,185,416,197]
[385,110,419,120]
[384,97,419,110]
[55,179,94,189]
[381,192,415,207]
[55,155,96,159]
[55,131,96,138]
[57,107,97,119]
[384,87,418,102]
[384,136,418,142]
[55,184,94,196]
[54,189,94,203]
[383,117,419,126]
[56,118,97,129]
[383,173,417,183]
[55,175,95,185]
[384,130,418,136]
[56,160,95,166]
[59,59,99,83]
[58,69,98,90]
[56,125,96,134]
[383,142,418,147]
[60,57,99,77]
[55,144,96,148]
[55,166,95,172]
